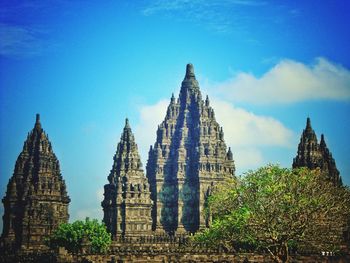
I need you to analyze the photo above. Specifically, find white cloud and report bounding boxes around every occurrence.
[215,57,350,104]
[134,100,169,165]
[134,97,294,172]
[210,98,293,171]
[211,98,293,147]
[233,148,264,170]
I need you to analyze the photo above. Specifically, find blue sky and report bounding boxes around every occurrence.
[1,0,350,231]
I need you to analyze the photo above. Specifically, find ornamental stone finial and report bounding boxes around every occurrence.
[320,134,326,147]
[205,95,210,106]
[306,117,311,130]
[185,63,195,79]
[125,118,130,129]
[34,113,42,130]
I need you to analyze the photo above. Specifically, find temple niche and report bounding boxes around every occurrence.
[102,119,153,238]
[1,114,70,251]
[146,64,235,235]
[293,117,342,186]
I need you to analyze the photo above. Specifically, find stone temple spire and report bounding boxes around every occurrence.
[293,118,342,186]
[102,119,152,238]
[185,63,195,79]
[304,117,315,137]
[34,113,41,130]
[293,117,322,170]
[179,63,200,102]
[146,64,235,235]
[1,114,70,251]
[319,134,342,186]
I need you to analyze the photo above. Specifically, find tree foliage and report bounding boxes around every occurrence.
[47,218,112,254]
[193,165,350,263]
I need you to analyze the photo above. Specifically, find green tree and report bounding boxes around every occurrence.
[47,218,112,254]
[193,165,350,263]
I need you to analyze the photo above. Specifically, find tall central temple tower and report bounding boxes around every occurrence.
[146,64,235,234]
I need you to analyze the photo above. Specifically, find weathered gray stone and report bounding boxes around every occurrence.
[146,64,235,235]
[1,114,70,251]
[293,117,342,186]
[102,119,152,238]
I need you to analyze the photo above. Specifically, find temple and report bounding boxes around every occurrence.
[146,64,235,234]
[102,119,152,238]
[1,114,70,251]
[293,117,342,186]
[1,65,347,261]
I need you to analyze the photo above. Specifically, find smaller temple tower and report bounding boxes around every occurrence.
[1,114,70,251]
[102,119,152,238]
[293,117,342,186]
